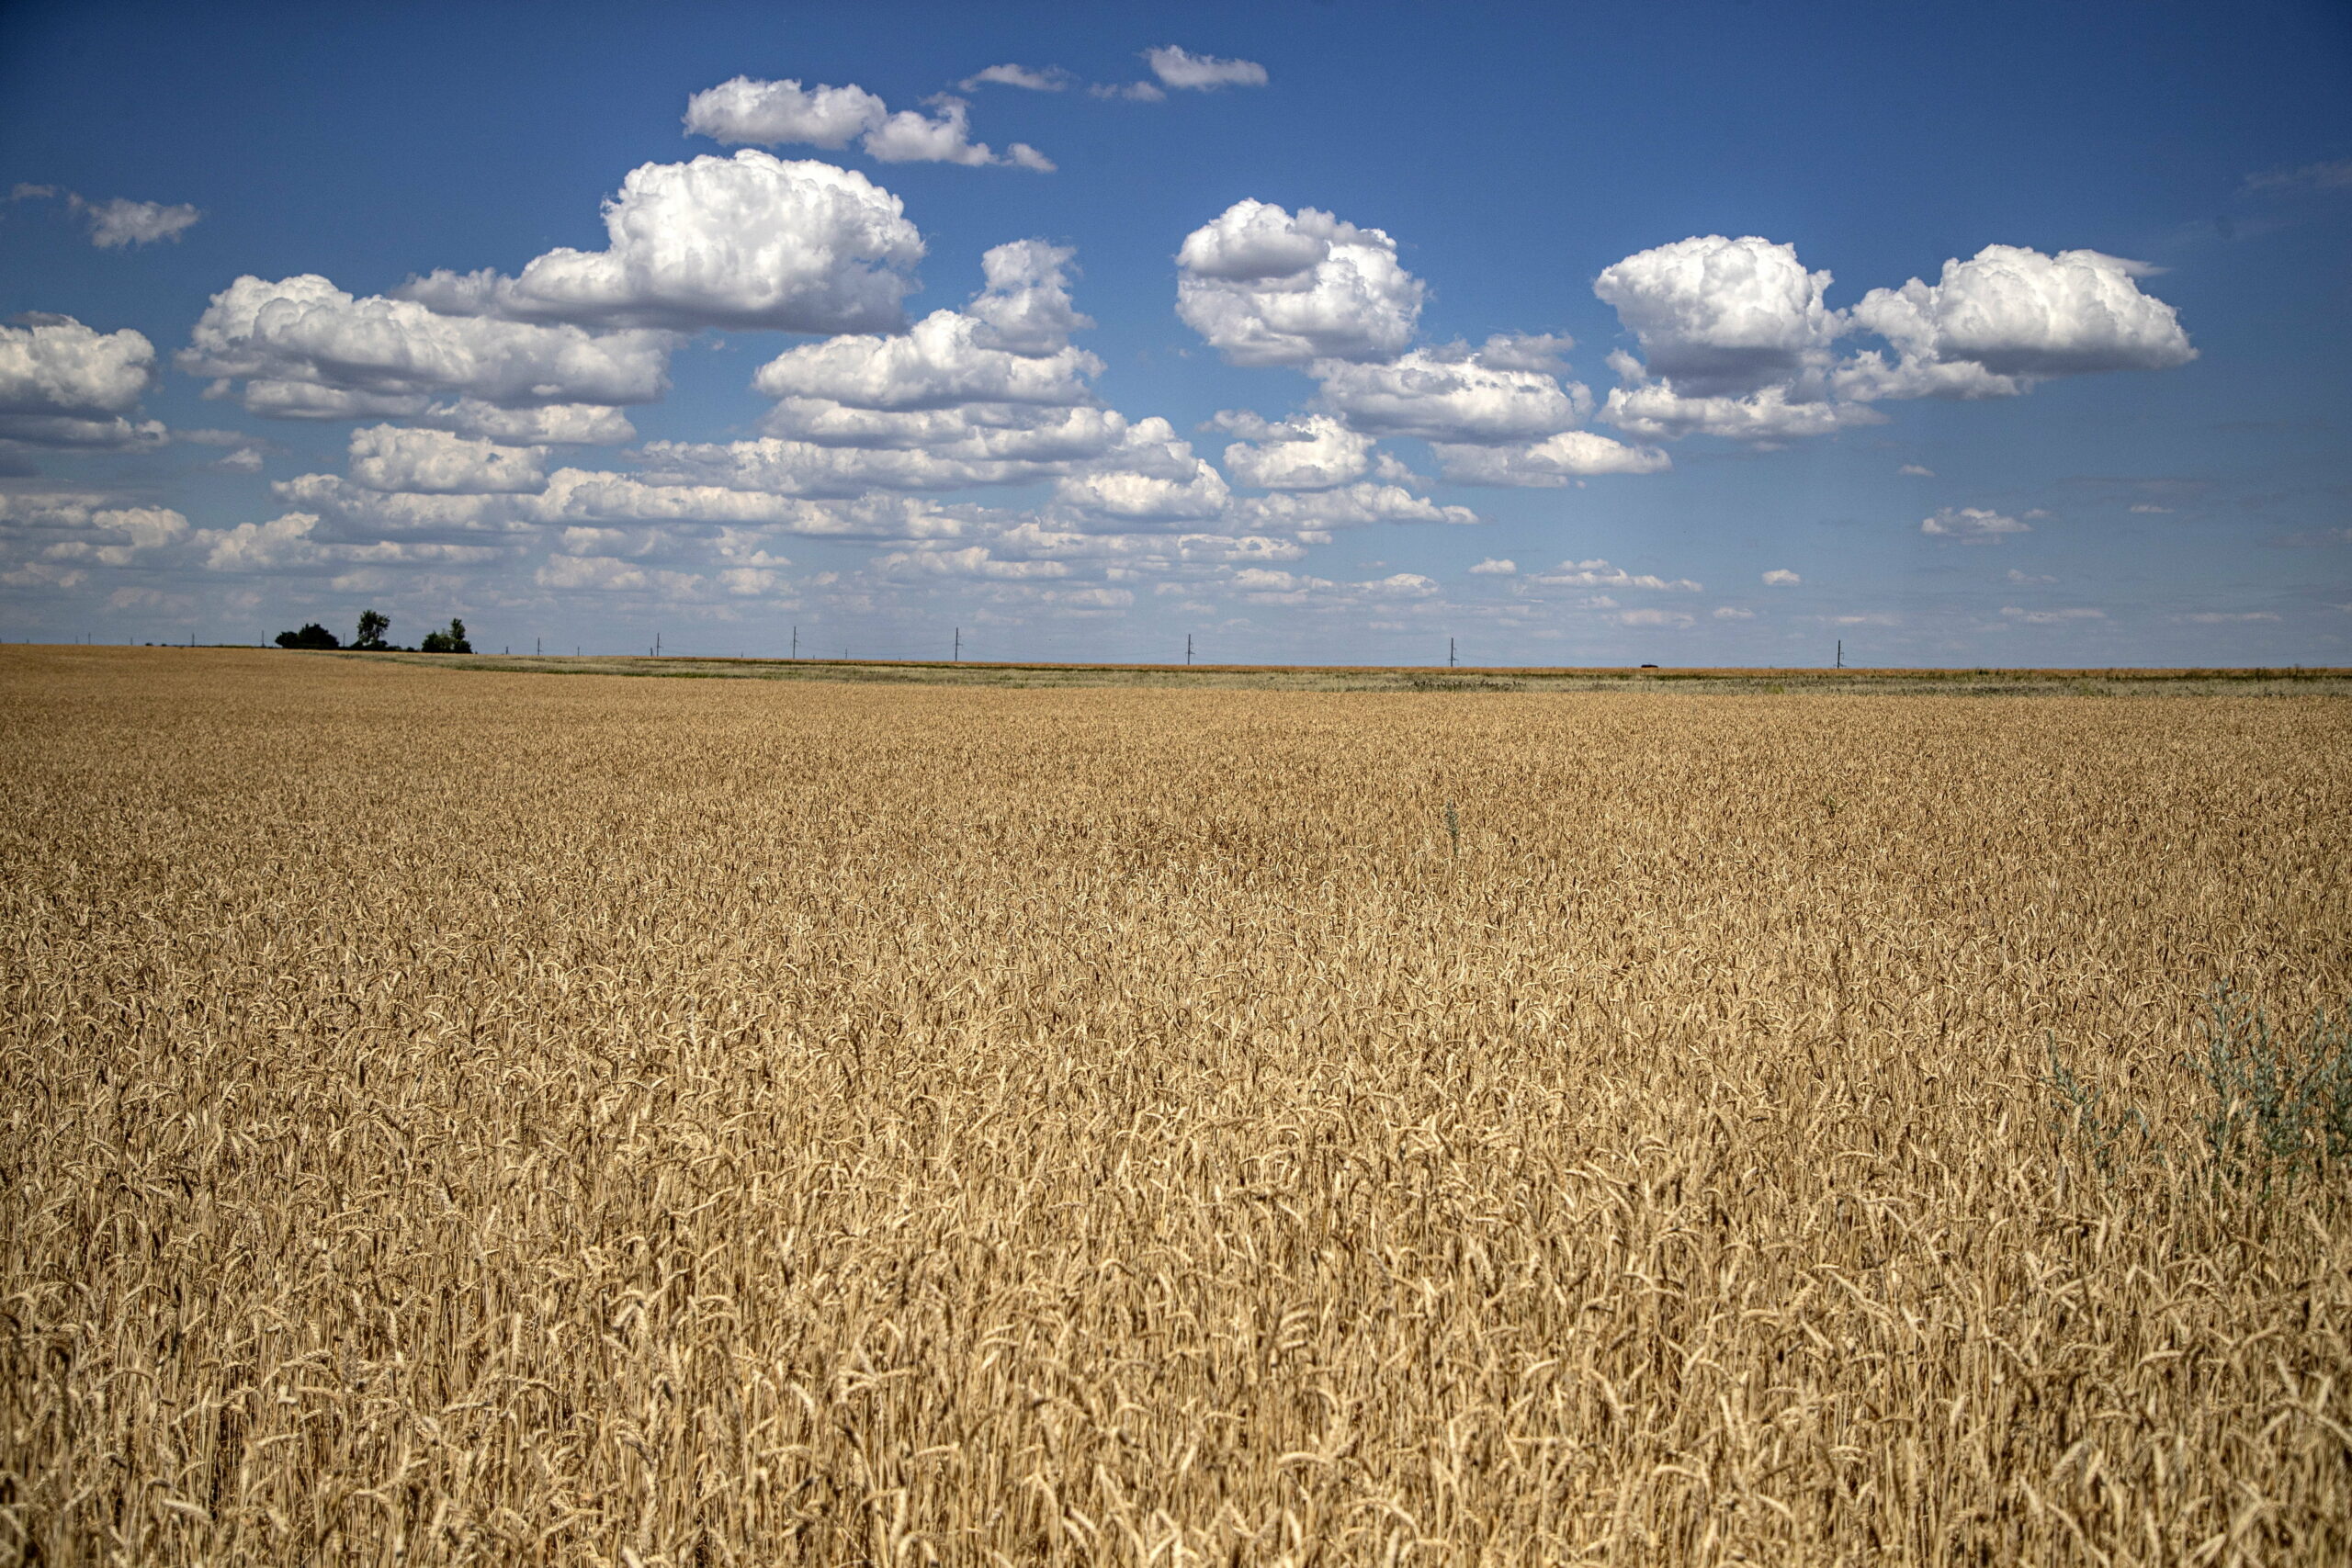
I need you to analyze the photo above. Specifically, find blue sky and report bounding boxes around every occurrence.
[3,0,2346,664]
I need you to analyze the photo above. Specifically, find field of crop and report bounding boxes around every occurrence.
[4,646,2349,1565]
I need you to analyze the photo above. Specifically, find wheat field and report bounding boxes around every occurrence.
[3,646,2348,1565]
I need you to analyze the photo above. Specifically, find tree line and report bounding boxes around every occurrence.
[277,610,469,653]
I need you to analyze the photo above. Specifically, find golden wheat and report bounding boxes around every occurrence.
[3,647,2348,1565]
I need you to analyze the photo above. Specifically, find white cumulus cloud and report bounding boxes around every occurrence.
[1177,200,1423,367]
[81,197,203,249]
[1214,412,1374,490]
[964,241,1094,356]
[1143,46,1269,90]
[684,77,889,147]
[0,314,164,448]
[1232,483,1476,530]
[1594,234,1844,397]
[1311,345,1590,444]
[1533,558,1703,592]
[752,310,1101,411]
[684,77,1050,170]
[416,400,636,446]
[10,186,202,248]
[182,274,673,419]
[1468,558,1517,575]
[960,63,1069,92]
[1600,381,1878,444]
[1840,246,2194,399]
[1922,506,2030,540]
[1430,430,1669,486]
[1762,569,1801,585]
[346,424,547,495]
[396,152,925,333]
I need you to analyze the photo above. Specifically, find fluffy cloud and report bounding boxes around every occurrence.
[2001,605,2107,623]
[270,474,533,536]
[1232,482,1476,530]
[0,314,165,448]
[1430,430,1669,486]
[195,512,505,574]
[1587,237,2195,446]
[346,424,547,495]
[965,241,1093,355]
[529,469,836,528]
[1215,412,1373,489]
[960,64,1069,92]
[1594,235,1843,397]
[396,152,926,333]
[82,197,202,249]
[684,78,1051,170]
[874,545,1072,581]
[1600,380,1877,444]
[1227,568,1333,602]
[1840,246,2194,398]
[0,493,189,566]
[1762,569,1802,585]
[415,400,635,446]
[198,511,325,571]
[753,311,1101,411]
[10,186,202,248]
[1053,461,1232,524]
[684,77,888,147]
[1143,46,1270,90]
[1177,200,1423,367]
[697,238,1137,501]
[182,275,673,419]
[1468,558,1516,575]
[1311,345,1590,444]
[755,403,1130,467]
[872,98,1051,170]
[750,240,1098,421]
[646,429,1118,498]
[1921,506,2029,540]
[1532,558,1703,592]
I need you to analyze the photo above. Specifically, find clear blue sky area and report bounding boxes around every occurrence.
[3,0,2346,663]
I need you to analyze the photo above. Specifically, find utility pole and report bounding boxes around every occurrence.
[653,630,662,658]
[1449,637,1457,670]
[535,637,541,656]
[791,626,798,660]
[1186,633,1193,667]
[953,626,961,661]
[1836,638,1844,670]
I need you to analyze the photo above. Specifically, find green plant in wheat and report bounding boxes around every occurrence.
[2047,988,2352,1197]
[2046,1032,2158,1179]
[2198,987,2352,1196]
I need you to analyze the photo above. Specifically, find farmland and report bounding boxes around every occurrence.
[4,646,2349,1564]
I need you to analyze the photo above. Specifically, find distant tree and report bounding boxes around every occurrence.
[275,622,341,649]
[420,617,472,654]
[353,609,390,649]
